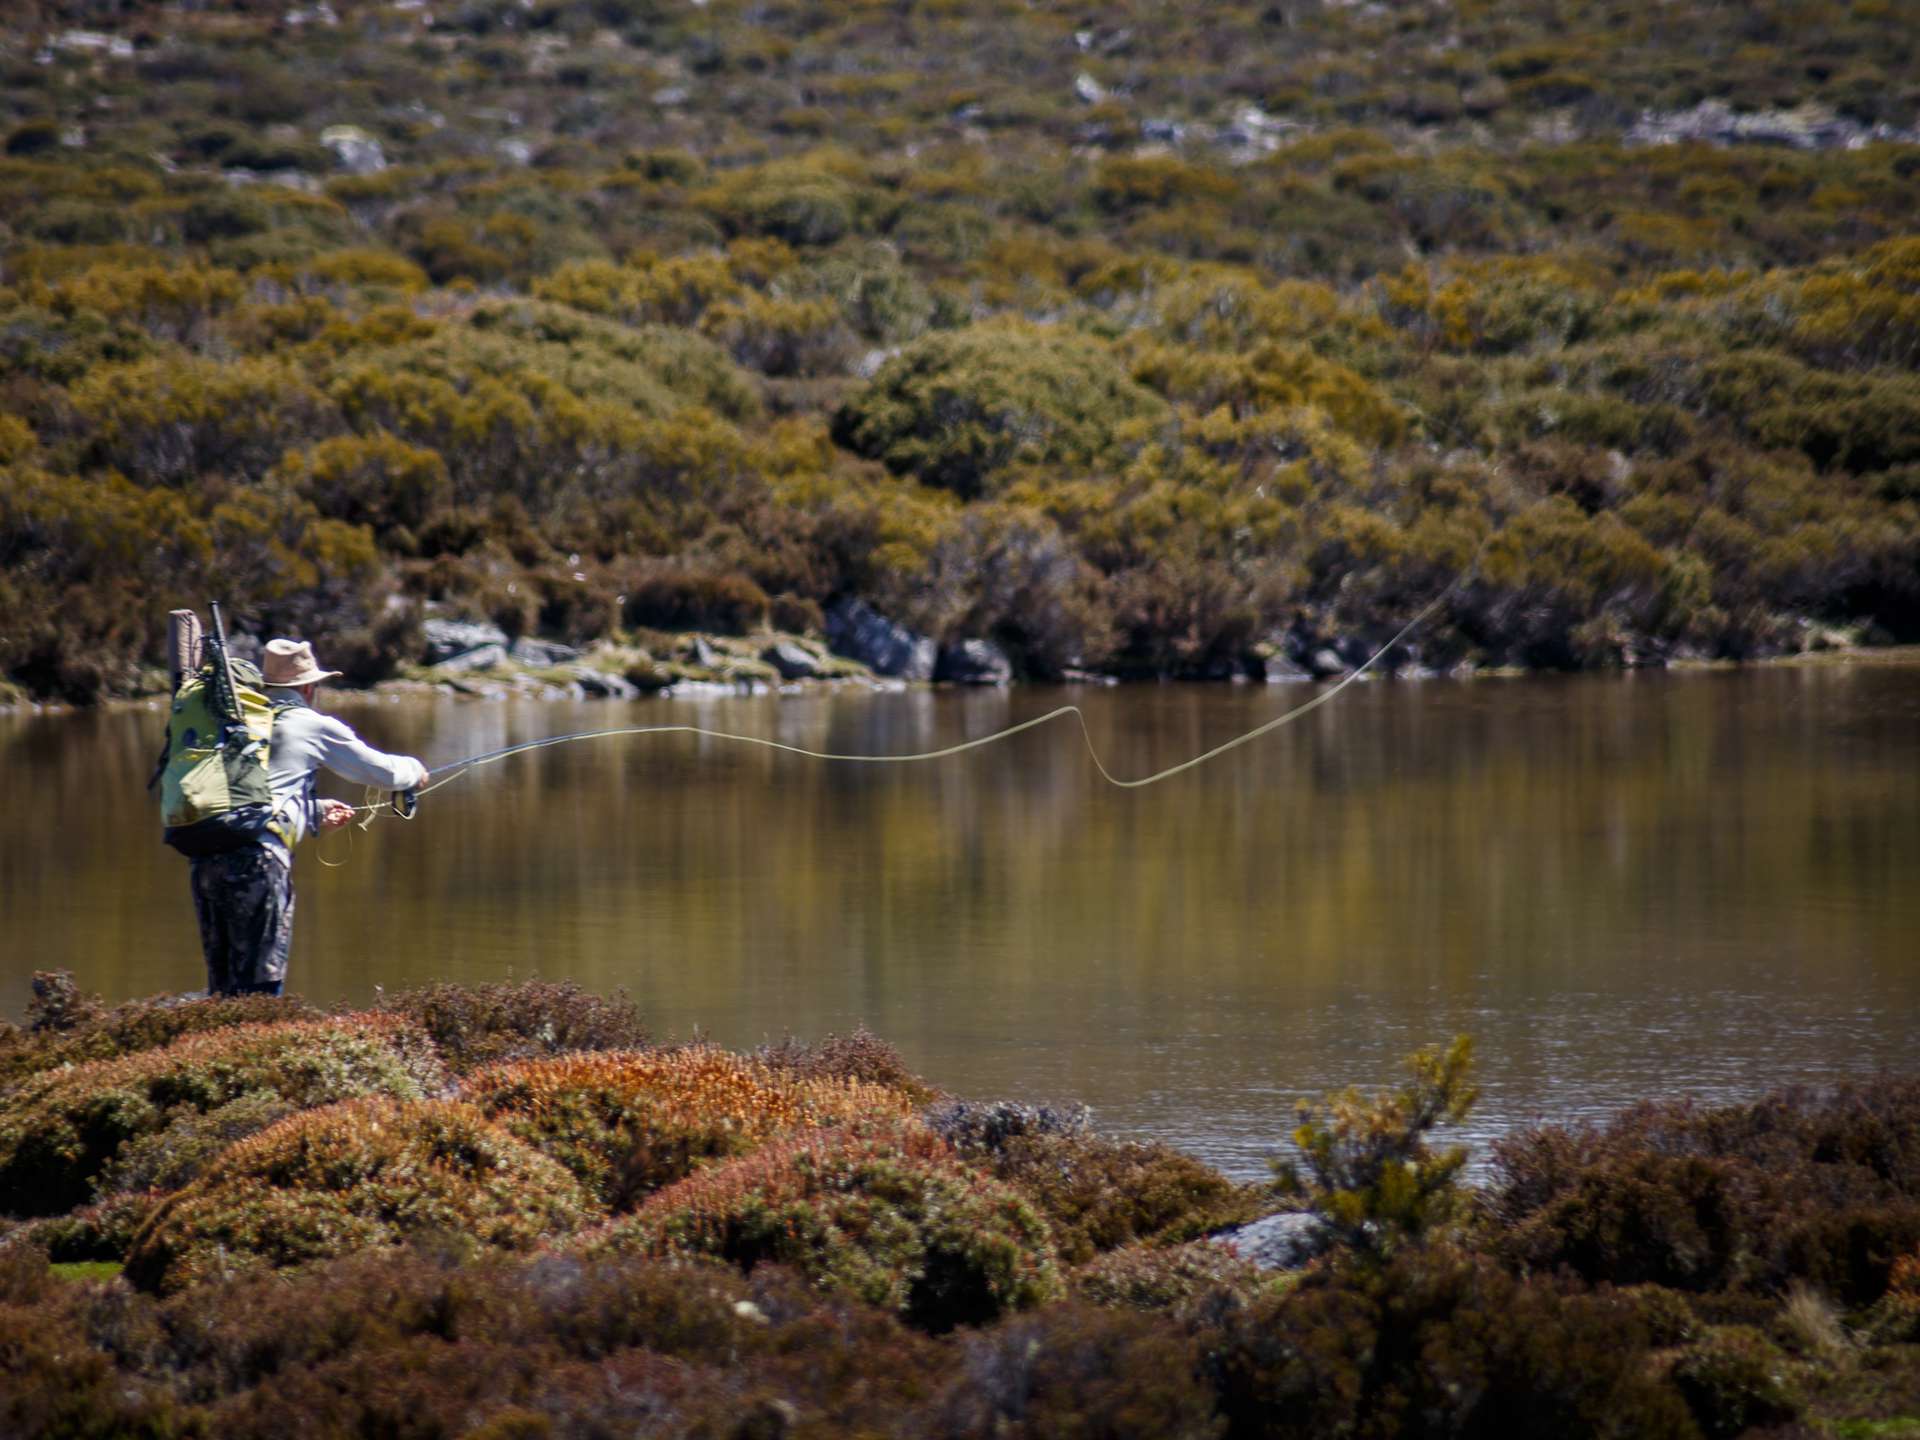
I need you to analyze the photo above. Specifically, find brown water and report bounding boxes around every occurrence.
[5,669,1918,1178]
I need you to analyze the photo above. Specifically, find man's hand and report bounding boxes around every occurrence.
[318,799,356,832]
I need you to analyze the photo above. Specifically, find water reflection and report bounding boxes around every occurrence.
[4,669,1917,1177]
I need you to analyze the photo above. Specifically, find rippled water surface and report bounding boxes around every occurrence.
[5,667,1918,1177]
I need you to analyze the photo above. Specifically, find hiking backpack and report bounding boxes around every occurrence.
[155,657,297,858]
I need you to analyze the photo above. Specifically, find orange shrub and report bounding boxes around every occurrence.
[461,1046,921,1206]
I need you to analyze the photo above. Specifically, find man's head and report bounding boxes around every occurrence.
[261,638,341,699]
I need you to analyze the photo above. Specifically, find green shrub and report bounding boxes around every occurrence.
[1669,1326,1804,1438]
[978,1131,1265,1266]
[831,320,1170,498]
[588,1121,1064,1331]
[1075,1240,1266,1312]
[0,1016,445,1217]
[14,1190,159,1263]
[1274,1035,1477,1263]
[123,1098,592,1293]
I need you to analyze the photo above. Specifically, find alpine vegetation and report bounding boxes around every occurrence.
[3,976,1919,1437]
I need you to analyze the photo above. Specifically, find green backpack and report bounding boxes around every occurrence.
[156,657,297,858]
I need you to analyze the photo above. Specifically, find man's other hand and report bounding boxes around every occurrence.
[319,799,356,831]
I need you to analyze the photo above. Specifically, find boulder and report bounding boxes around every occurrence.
[761,640,820,680]
[1211,1211,1332,1272]
[935,639,1012,686]
[428,643,508,675]
[509,636,582,667]
[570,666,638,700]
[1260,651,1313,683]
[1308,648,1345,678]
[422,618,508,665]
[825,599,936,681]
[319,124,386,175]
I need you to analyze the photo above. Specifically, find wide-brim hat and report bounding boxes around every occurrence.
[262,637,342,687]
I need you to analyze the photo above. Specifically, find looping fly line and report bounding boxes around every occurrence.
[344,578,1457,832]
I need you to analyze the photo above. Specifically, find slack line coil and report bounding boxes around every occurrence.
[344,577,1460,831]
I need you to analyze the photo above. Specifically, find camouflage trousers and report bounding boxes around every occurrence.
[189,845,294,996]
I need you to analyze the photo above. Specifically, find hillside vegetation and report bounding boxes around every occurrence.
[2,0,1918,700]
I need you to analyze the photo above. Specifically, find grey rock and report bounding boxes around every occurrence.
[761,640,820,680]
[688,636,720,669]
[422,618,508,664]
[923,1099,1091,1152]
[935,638,1012,685]
[825,599,936,681]
[570,666,638,700]
[1308,648,1346,678]
[1626,99,1918,151]
[319,125,386,175]
[1261,652,1313,683]
[429,643,508,674]
[1142,117,1188,144]
[509,636,582,667]
[1073,72,1106,104]
[1212,1211,1332,1271]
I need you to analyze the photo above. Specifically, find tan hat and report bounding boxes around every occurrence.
[262,638,342,688]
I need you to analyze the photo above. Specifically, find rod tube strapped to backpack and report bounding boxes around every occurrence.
[205,601,242,725]
[166,609,203,696]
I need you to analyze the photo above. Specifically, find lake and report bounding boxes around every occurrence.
[4,667,1917,1179]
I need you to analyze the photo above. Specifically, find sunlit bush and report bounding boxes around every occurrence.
[0,1016,445,1217]
[833,319,1169,498]
[463,1046,922,1206]
[124,1098,591,1293]
[588,1120,1064,1330]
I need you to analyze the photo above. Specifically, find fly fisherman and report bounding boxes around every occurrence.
[187,638,429,997]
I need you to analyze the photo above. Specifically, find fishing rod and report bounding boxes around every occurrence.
[351,576,1461,826]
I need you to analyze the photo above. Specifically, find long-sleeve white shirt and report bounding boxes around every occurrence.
[263,688,428,864]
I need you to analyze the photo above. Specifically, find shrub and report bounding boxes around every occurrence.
[619,564,771,634]
[588,1120,1064,1331]
[831,320,1170,498]
[1865,1253,1920,1343]
[1274,1035,1477,1263]
[124,1098,592,1293]
[462,1046,922,1206]
[24,969,103,1034]
[0,1016,445,1217]
[15,1190,159,1263]
[980,1131,1266,1266]
[926,1302,1223,1439]
[1205,1248,1697,1439]
[1669,1326,1804,1438]
[1075,1240,1266,1312]
[0,980,318,1085]
[1482,1080,1920,1301]
[755,1026,936,1101]
[365,978,648,1075]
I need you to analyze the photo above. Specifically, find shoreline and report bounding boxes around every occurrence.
[7,638,1919,720]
